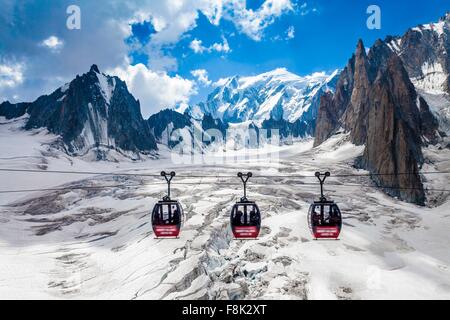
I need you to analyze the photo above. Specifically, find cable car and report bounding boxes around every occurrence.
[307,172,342,240]
[230,172,261,239]
[151,171,184,238]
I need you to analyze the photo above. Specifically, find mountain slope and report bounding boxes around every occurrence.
[0,65,157,159]
[385,13,450,134]
[386,13,449,94]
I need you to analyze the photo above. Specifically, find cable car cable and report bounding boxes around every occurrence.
[0,167,449,178]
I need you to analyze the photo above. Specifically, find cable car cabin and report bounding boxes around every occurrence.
[230,201,261,239]
[152,200,183,238]
[308,201,342,239]
[230,172,261,239]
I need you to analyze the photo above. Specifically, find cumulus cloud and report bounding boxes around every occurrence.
[189,37,231,54]
[224,0,295,41]
[189,39,206,54]
[0,60,25,102]
[40,36,64,53]
[191,69,212,86]
[211,37,231,53]
[111,63,197,118]
[0,61,24,88]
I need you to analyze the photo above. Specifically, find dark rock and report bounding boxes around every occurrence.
[148,109,192,147]
[314,38,440,205]
[2,65,157,157]
[0,101,31,120]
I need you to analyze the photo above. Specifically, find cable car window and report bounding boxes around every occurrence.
[171,204,180,224]
[162,205,170,223]
[231,204,260,227]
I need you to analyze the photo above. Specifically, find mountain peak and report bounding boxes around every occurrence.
[356,39,366,56]
[189,69,339,126]
[90,64,100,73]
[443,12,450,22]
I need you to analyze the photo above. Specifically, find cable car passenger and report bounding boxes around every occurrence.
[249,208,258,226]
[172,207,180,224]
[330,206,340,225]
[235,209,244,226]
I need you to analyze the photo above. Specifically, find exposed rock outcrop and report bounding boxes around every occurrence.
[386,12,450,94]
[0,65,157,158]
[314,39,439,205]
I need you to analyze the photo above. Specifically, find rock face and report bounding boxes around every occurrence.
[261,117,313,139]
[0,102,31,120]
[147,109,230,148]
[0,65,157,158]
[386,13,450,94]
[201,113,228,137]
[314,39,439,205]
[148,109,192,143]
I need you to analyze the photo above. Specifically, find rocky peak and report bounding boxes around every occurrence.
[314,37,440,205]
[386,15,449,94]
[0,65,157,159]
[90,64,100,74]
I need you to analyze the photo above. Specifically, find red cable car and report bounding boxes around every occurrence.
[307,172,342,240]
[230,172,261,239]
[151,171,184,238]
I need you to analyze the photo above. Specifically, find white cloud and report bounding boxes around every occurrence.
[189,39,206,53]
[213,77,231,87]
[211,37,231,53]
[286,26,295,39]
[0,61,24,88]
[0,0,297,106]
[189,37,231,54]
[111,63,197,118]
[191,69,212,86]
[40,36,64,53]
[224,0,295,41]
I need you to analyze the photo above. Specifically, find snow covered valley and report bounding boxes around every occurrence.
[0,118,449,300]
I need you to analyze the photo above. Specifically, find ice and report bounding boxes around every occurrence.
[418,90,450,134]
[412,61,447,94]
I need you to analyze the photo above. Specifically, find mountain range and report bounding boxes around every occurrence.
[0,13,449,204]
[314,13,449,205]
[185,68,339,137]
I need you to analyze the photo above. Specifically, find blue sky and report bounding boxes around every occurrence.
[127,0,449,104]
[0,0,448,116]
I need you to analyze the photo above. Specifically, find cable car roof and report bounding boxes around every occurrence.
[157,199,180,204]
[313,200,336,204]
[235,199,256,204]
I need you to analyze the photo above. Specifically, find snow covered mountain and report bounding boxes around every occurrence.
[187,68,340,129]
[0,65,157,159]
[386,13,449,95]
[386,12,450,133]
